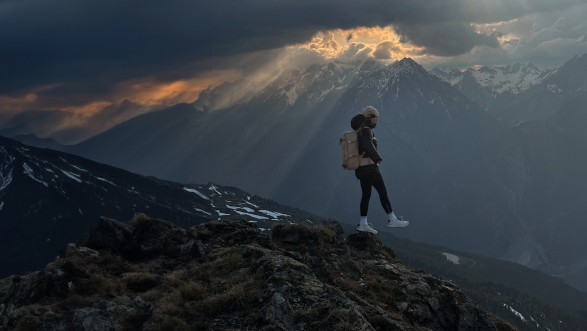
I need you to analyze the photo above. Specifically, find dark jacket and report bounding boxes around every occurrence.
[358,127,381,164]
[354,126,382,179]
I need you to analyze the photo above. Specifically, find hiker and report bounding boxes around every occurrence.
[354,106,409,234]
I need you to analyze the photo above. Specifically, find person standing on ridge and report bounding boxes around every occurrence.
[353,106,409,234]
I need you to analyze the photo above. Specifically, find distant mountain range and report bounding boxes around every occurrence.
[493,53,587,126]
[431,54,587,127]
[6,54,587,293]
[431,62,553,114]
[432,62,549,95]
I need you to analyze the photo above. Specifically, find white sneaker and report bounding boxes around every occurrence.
[357,223,378,234]
[388,217,409,228]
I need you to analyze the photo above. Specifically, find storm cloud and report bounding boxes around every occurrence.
[1,0,584,95]
[395,22,501,57]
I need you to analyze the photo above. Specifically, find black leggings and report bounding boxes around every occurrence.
[359,169,393,216]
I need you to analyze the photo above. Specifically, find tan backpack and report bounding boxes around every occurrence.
[340,130,361,170]
[340,113,373,170]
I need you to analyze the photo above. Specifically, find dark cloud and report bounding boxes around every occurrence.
[1,0,583,96]
[395,22,501,56]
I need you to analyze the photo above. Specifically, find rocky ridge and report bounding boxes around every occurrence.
[0,215,513,330]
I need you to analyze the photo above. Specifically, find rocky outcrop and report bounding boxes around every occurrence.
[0,215,514,330]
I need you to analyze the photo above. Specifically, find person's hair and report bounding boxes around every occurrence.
[362,106,379,118]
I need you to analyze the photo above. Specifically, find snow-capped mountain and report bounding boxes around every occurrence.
[430,53,587,130]
[431,63,553,114]
[0,136,323,277]
[432,63,548,95]
[493,53,587,125]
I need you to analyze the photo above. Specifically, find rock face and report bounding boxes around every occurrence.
[0,215,513,330]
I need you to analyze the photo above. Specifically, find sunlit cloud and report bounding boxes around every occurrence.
[0,94,38,114]
[0,70,241,143]
[0,84,61,115]
[117,69,241,108]
[61,101,113,121]
[296,26,425,63]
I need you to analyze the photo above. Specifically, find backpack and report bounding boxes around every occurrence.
[339,114,366,170]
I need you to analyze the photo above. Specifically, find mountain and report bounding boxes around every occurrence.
[492,53,587,126]
[432,63,546,96]
[431,55,587,290]
[432,54,587,128]
[66,57,587,291]
[500,119,587,291]
[0,136,323,278]
[489,54,587,289]
[2,133,65,150]
[373,227,587,330]
[431,63,550,113]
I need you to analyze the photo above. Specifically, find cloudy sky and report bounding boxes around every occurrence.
[1,0,587,143]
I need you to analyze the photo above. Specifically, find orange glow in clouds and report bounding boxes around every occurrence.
[0,94,38,113]
[56,70,241,118]
[125,70,241,107]
[296,26,425,62]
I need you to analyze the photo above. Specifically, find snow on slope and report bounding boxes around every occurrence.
[432,63,547,95]
[1,137,319,228]
[182,182,310,233]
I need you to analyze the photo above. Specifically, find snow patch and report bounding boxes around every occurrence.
[184,187,210,200]
[245,200,259,208]
[0,147,14,192]
[259,210,291,218]
[60,169,82,183]
[223,203,290,220]
[441,252,461,265]
[503,303,526,322]
[226,204,255,213]
[216,210,230,216]
[95,177,116,186]
[70,165,89,172]
[234,211,269,220]
[208,184,222,195]
[23,163,48,187]
[195,208,211,216]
